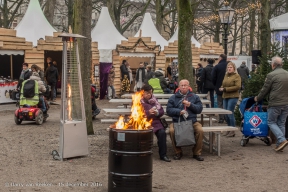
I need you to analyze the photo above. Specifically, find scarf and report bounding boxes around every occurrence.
[141,95,161,110]
[136,68,145,82]
[20,69,29,80]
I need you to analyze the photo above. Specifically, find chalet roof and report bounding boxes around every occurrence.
[168,28,201,48]
[15,0,57,46]
[134,13,168,49]
[270,12,288,31]
[91,7,126,50]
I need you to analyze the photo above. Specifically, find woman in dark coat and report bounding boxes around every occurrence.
[200,59,215,108]
[140,84,171,162]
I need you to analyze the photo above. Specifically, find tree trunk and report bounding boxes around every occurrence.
[231,18,237,56]
[155,0,162,33]
[286,0,288,12]
[44,0,56,25]
[107,0,116,24]
[240,17,243,54]
[67,0,74,31]
[177,0,194,87]
[73,0,94,135]
[259,0,271,55]
[249,4,256,55]
[214,22,221,43]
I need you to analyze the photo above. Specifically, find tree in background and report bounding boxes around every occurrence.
[73,0,94,135]
[0,0,25,28]
[43,0,56,25]
[177,0,199,88]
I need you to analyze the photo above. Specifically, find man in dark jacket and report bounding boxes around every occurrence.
[120,60,130,82]
[154,68,168,93]
[200,59,215,107]
[166,79,204,161]
[17,63,31,89]
[255,56,288,151]
[144,65,154,84]
[212,54,227,123]
[45,58,59,102]
[237,61,249,89]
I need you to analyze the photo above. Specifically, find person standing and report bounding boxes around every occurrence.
[144,65,154,84]
[167,64,172,79]
[107,66,115,99]
[254,56,288,151]
[135,62,146,91]
[200,59,215,108]
[45,57,59,102]
[237,61,249,90]
[17,63,31,90]
[196,63,203,93]
[120,60,129,82]
[166,79,204,161]
[141,84,171,162]
[212,54,228,123]
[219,62,241,137]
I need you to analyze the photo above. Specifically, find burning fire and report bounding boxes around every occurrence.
[115,91,152,130]
[67,84,72,120]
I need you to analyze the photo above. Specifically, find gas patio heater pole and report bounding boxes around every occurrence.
[57,33,89,160]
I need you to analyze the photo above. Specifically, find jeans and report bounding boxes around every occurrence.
[223,98,238,127]
[39,97,46,112]
[202,88,214,108]
[108,86,115,99]
[48,82,56,100]
[217,94,224,120]
[267,105,288,146]
[154,128,167,158]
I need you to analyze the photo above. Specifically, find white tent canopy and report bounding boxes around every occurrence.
[270,13,288,31]
[91,7,126,62]
[168,28,201,48]
[135,13,168,49]
[15,0,56,46]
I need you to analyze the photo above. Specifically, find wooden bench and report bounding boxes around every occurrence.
[101,117,217,124]
[165,126,238,156]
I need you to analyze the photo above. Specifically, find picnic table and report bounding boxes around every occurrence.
[121,93,208,99]
[109,98,211,108]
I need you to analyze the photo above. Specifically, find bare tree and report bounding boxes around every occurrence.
[73,0,94,135]
[0,0,25,28]
[44,0,56,25]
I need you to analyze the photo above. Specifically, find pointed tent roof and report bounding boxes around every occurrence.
[134,13,168,49]
[91,7,126,49]
[15,0,57,46]
[270,13,288,31]
[168,28,201,48]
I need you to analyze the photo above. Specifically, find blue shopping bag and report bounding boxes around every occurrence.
[243,112,268,137]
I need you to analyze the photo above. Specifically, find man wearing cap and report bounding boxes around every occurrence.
[254,56,288,151]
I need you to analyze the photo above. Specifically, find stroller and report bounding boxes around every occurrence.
[239,97,272,146]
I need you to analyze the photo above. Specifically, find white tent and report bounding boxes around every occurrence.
[134,13,168,49]
[15,0,56,46]
[269,13,288,31]
[91,7,126,62]
[168,28,201,48]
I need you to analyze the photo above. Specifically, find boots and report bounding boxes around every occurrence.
[226,131,235,137]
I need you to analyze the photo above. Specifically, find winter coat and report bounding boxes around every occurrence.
[108,70,115,86]
[144,70,154,84]
[17,70,31,89]
[29,72,46,93]
[221,72,241,99]
[166,90,203,123]
[45,65,59,84]
[237,64,249,83]
[120,64,129,81]
[154,71,168,91]
[38,70,45,81]
[257,67,288,107]
[200,64,214,89]
[141,97,165,133]
[212,59,228,95]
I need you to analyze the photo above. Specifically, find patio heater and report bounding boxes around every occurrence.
[57,33,89,160]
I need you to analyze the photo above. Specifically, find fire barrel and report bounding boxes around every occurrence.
[108,128,153,192]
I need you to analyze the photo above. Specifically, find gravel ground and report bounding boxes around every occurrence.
[0,99,288,192]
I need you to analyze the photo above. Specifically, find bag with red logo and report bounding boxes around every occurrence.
[243,104,268,137]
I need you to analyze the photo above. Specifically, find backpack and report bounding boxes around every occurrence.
[23,80,35,98]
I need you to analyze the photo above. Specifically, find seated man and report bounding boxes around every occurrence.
[166,79,204,161]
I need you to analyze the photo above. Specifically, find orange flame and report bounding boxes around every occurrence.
[114,90,152,130]
[68,84,72,120]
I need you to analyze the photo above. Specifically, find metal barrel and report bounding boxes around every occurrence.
[108,128,153,192]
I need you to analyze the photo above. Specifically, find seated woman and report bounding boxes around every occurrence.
[140,84,171,162]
